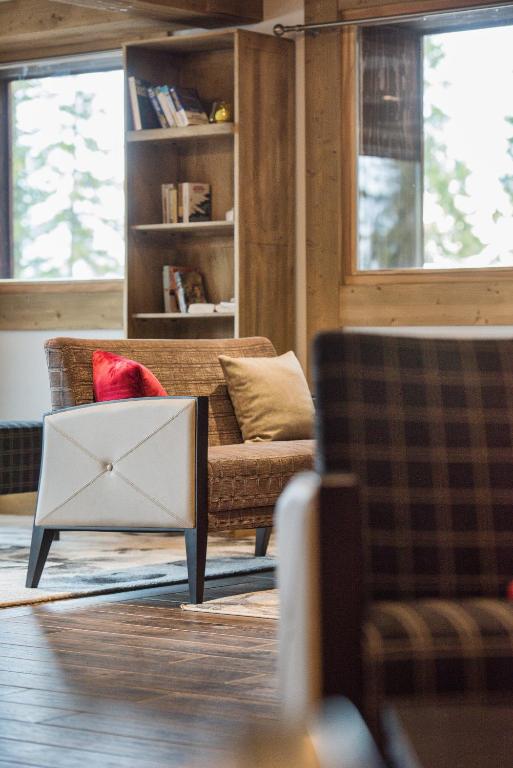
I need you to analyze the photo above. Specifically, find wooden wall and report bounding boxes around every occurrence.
[304,0,513,355]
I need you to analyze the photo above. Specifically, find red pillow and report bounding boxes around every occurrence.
[92,350,167,402]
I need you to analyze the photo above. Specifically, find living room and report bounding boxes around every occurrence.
[0,1,512,766]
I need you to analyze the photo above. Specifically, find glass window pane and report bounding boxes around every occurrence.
[357,21,513,271]
[11,69,125,279]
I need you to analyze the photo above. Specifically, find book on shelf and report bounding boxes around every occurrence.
[155,85,177,128]
[162,266,208,313]
[146,86,168,129]
[161,182,211,224]
[161,183,178,224]
[128,77,160,131]
[169,87,209,126]
[181,183,211,223]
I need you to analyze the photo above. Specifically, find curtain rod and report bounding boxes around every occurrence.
[272,3,513,36]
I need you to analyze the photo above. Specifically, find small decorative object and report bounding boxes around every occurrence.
[209,100,232,123]
[225,208,234,223]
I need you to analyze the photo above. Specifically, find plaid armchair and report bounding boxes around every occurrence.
[278,332,513,728]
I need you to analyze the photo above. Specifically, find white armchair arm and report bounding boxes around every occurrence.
[36,397,200,529]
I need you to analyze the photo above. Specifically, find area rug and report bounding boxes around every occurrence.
[182,588,279,619]
[0,516,275,609]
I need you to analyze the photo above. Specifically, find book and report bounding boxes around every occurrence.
[181,183,211,223]
[147,86,169,129]
[169,86,209,126]
[188,303,215,314]
[128,77,160,130]
[155,86,177,128]
[162,265,180,312]
[161,183,178,223]
[174,268,207,312]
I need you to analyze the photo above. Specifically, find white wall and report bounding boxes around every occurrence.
[0,329,123,420]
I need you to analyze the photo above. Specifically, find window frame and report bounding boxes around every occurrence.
[345,10,513,284]
[0,49,124,284]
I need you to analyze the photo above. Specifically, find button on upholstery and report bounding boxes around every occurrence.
[105,463,113,472]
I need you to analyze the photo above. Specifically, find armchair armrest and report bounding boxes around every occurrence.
[276,471,363,722]
[35,396,208,531]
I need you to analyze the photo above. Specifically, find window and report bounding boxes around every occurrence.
[357,8,513,272]
[3,53,124,280]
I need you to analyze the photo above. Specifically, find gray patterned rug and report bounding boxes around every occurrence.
[0,516,275,608]
[182,588,279,619]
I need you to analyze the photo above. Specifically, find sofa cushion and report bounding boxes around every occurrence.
[208,439,315,514]
[45,337,277,447]
[364,598,513,703]
[219,352,314,442]
[92,350,167,401]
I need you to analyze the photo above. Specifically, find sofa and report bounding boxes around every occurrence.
[278,331,513,736]
[33,335,314,601]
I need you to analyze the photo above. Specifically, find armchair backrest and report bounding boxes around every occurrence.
[45,336,276,447]
[314,331,513,600]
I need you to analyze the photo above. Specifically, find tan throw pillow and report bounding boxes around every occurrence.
[219,351,314,442]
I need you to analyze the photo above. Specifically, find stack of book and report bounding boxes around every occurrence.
[162,183,211,224]
[163,265,208,313]
[128,77,209,130]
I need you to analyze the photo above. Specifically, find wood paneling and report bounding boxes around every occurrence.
[304,0,343,347]
[237,30,296,354]
[0,280,123,330]
[340,280,513,325]
[0,1,262,62]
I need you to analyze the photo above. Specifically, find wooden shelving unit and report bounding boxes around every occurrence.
[124,29,295,352]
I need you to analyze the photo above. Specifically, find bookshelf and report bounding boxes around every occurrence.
[124,29,295,353]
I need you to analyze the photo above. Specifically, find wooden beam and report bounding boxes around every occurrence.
[53,0,263,25]
[0,279,123,330]
[0,81,11,279]
[340,281,513,326]
[304,0,343,352]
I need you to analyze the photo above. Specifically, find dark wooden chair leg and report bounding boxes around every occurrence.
[26,526,54,588]
[255,526,272,557]
[185,525,208,604]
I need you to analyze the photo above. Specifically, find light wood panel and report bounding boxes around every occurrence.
[236,30,296,354]
[304,0,343,346]
[0,1,263,62]
[0,280,123,330]
[340,280,513,326]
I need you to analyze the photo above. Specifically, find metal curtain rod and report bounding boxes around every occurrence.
[272,3,513,36]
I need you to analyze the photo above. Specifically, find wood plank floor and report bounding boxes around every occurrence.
[0,571,278,768]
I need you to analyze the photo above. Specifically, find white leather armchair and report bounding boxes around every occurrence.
[26,396,208,602]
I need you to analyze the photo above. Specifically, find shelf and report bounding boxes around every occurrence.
[132,221,234,236]
[127,123,234,144]
[133,312,235,319]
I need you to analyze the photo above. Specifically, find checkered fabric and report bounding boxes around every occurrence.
[364,598,513,703]
[0,421,42,494]
[314,332,513,600]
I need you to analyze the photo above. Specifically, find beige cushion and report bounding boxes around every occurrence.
[218,351,314,442]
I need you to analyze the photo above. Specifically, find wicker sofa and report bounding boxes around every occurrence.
[37,335,314,601]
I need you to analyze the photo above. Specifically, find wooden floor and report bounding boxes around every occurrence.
[0,571,278,768]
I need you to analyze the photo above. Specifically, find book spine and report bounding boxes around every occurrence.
[174,272,188,313]
[169,185,178,224]
[147,86,168,129]
[169,88,188,127]
[156,87,176,127]
[128,76,141,131]
[181,182,190,224]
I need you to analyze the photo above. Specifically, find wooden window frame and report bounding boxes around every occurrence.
[340,3,513,286]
